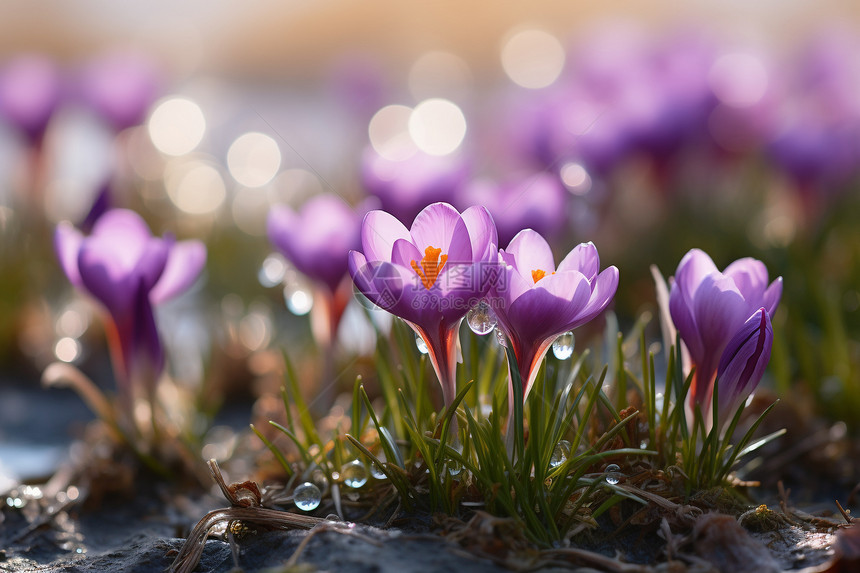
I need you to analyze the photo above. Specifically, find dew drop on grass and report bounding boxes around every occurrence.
[341,460,368,488]
[415,333,429,354]
[466,300,497,335]
[550,440,571,468]
[294,482,321,511]
[446,459,463,477]
[604,463,622,485]
[370,462,387,480]
[552,331,574,360]
[495,327,507,347]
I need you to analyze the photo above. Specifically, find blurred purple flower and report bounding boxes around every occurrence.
[767,32,860,195]
[268,194,366,346]
[360,148,470,223]
[490,230,618,401]
[55,209,206,396]
[668,248,781,412]
[349,202,498,406]
[76,51,162,131]
[0,55,62,143]
[715,307,772,429]
[461,173,567,247]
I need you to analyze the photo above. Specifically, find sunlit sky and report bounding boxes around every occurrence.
[2,0,858,81]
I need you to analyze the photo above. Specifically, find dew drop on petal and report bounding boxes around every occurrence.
[466,300,498,335]
[341,460,368,488]
[293,482,321,511]
[549,440,571,468]
[552,331,574,360]
[495,327,507,348]
[415,333,429,354]
[604,463,622,485]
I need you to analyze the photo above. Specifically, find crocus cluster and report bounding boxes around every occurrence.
[349,202,618,412]
[55,209,206,408]
[669,249,781,428]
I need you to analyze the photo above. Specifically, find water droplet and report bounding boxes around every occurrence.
[415,333,429,354]
[293,482,321,511]
[550,440,571,468]
[446,459,463,477]
[495,327,507,347]
[284,283,313,315]
[341,460,368,488]
[370,462,387,480]
[258,253,287,287]
[604,463,622,485]
[466,300,497,335]
[75,548,84,554]
[552,331,574,360]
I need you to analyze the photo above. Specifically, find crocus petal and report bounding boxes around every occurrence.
[690,274,748,381]
[55,222,83,288]
[90,209,153,266]
[674,248,718,302]
[361,210,411,262]
[557,241,600,281]
[349,251,407,314]
[460,205,498,263]
[724,257,769,300]
[576,266,620,325]
[505,229,556,275]
[763,277,783,316]
[669,283,704,364]
[410,202,472,265]
[150,240,206,304]
[78,238,169,316]
[505,270,592,345]
[493,256,533,307]
[390,238,423,269]
[716,308,772,428]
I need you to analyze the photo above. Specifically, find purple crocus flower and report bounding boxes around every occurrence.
[76,51,162,131]
[267,194,365,346]
[490,230,619,401]
[668,249,781,412]
[349,202,498,406]
[360,148,470,224]
[461,173,567,247]
[715,307,772,430]
[55,209,206,399]
[0,55,62,144]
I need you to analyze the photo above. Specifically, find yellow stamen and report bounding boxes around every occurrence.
[411,246,448,290]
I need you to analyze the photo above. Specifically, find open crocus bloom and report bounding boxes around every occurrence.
[668,248,782,412]
[715,307,773,430]
[55,209,206,397]
[268,194,366,346]
[349,202,498,406]
[490,230,619,402]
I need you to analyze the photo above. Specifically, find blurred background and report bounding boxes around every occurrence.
[1,0,860,488]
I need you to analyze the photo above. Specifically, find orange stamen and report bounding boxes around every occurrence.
[411,246,448,290]
[532,269,547,283]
